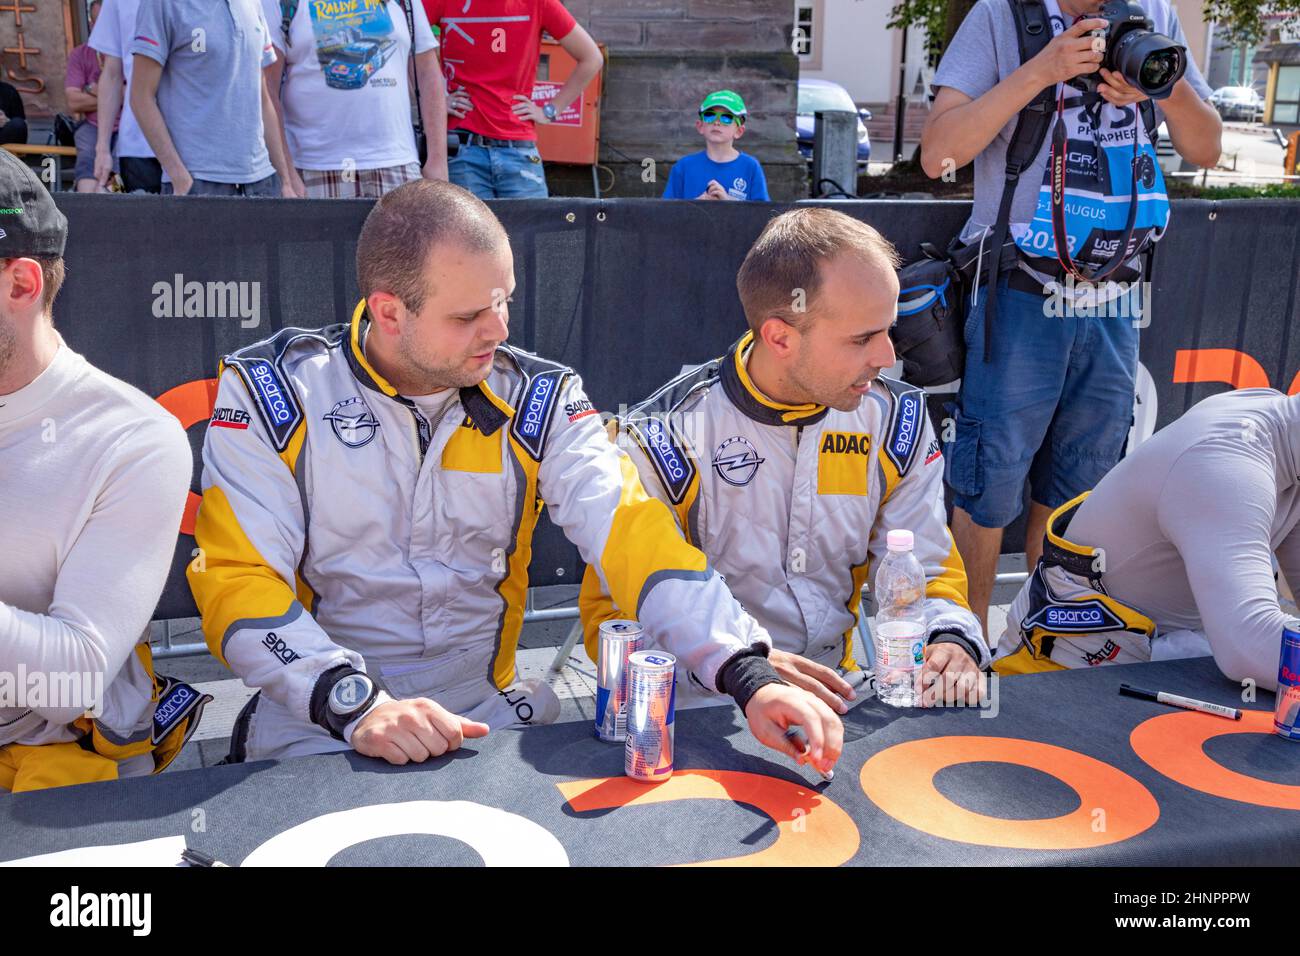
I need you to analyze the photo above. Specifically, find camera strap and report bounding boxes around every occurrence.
[1048,87,1142,283]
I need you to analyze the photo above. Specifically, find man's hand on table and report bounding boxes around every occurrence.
[767,648,857,715]
[351,697,489,765]
[920,642,984,708]
[743,683,843,777]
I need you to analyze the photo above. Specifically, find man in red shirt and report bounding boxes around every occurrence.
[424,0,601,198]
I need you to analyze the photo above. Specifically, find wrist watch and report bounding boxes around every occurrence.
[315,668,379,740]
[542,103,557,122]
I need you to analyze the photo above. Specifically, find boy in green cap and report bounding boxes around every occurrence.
[662,90,770,201]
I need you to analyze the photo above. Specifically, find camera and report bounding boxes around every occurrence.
[1068,0,1187,100]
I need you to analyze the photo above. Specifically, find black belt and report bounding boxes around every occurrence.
[453,130,537,149]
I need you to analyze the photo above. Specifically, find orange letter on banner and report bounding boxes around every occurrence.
[860,737,1159,850]
[556,769,859,866]
[155,378,219,535]
[1172,349,1270,390]
[1131,709,1300,810]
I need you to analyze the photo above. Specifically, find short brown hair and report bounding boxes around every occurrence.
[735,208,900,333]
[32,256,65,314]
[356,179,508,314]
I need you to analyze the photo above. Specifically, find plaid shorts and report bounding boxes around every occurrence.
[298,162,421,199]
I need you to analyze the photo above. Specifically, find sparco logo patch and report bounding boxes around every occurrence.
[713,436,764,487]
[1024,599,1125,635]
[631,416,695,504]
[210,407,251,430]
[885,388,924,474]
[511,370,565,460]
[150,677,210,745]
[323,396,380,448]
[262,631,301,665]
[250,361,292,424]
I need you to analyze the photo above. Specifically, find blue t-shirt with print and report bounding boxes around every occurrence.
[663,151,769,201]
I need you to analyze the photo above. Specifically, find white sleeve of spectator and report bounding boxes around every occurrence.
[1165,3,1212,101]
[257,6,277,67]
[88,0,122,57]
[260,0,287,54]
[129,0,172,66]
[412,0,439,53]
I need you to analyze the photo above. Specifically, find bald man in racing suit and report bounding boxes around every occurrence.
[581,208,990,713]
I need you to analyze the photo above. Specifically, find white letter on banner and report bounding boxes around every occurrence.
[240,800,569,866]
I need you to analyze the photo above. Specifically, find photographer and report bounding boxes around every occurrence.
[920,0,1221,636]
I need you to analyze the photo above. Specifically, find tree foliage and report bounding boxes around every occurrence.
[889,0,1299,53]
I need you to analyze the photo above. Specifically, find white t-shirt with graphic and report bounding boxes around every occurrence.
[263,0,438,171]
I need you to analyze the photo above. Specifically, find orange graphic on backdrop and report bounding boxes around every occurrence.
[557,769,860,866]
[155,378,219,535]
[860,736,1159,850]
[1130,709,1300,810]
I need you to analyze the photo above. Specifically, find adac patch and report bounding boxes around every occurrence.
[627,415,695,505]
[511,369,567,461]
[885,387,925,475]
[226,354,302,451]
[1024,599,1125,635]
[151,678,212,746]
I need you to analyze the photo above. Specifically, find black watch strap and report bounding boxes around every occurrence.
[310,665,379,741]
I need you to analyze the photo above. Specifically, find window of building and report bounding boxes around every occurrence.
[793,1,823,69]
[1275,65,1300,125]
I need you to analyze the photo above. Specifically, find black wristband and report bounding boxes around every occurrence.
[718,647,786,715]
[310,665,375,740]
[927,631,981,665]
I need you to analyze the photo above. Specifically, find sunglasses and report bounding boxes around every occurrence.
[699,111,741,125]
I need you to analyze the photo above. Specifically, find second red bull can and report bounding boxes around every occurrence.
[625,650,676,782]
[1275,621,1300,740]
[595,620,648,742]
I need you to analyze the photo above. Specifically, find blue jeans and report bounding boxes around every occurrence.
[162,173,280,197]
[944,272,1142,529]
[449,144,548,199]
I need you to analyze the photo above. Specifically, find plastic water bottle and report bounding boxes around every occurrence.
[873,529,926,707]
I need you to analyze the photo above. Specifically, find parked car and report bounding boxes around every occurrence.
[796,78,871,163]
[1209,86,1265,122]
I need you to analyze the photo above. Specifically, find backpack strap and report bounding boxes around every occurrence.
[279,0,298,48]
[980,0,1056,362]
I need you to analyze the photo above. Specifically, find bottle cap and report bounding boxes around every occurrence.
[886,529,914,552]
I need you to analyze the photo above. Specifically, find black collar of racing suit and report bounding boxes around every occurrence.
[719,331,830,428]
[345,299,509,437]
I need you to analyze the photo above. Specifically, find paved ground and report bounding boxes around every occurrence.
[154,555,1030,772]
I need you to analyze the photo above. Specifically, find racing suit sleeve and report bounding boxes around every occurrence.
[1158,448,1285,692]
[577,419,676,664]
[187,368,386,731]
[0,417,191,726]
[870,411,990,667]
[543,376,771,693]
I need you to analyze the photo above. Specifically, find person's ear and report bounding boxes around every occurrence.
[3,258,42,309]
[366,292,406,337]
[759,315,798,358]
[733,121,745,139]
[695,118,707,134]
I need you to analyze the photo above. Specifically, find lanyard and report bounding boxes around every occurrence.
[1048,84,1142,283]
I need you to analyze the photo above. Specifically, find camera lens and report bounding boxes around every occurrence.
[1140,49,1181,90]
[1115,31,1187,99]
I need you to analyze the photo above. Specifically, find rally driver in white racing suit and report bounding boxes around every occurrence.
[581,208,989,713]
[188,181,842,776]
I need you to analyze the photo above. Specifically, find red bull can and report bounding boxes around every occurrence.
[625,650,676,783]
[1275,621,1300,740]
[595,620,648,742]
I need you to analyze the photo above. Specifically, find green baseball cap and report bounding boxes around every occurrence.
[699,90,747,118]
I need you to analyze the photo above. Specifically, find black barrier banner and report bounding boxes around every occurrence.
[0,658,1295,866]
[47,196,1300,618]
